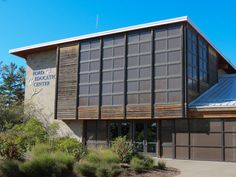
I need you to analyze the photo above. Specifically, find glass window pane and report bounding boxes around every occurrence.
[86,121,96,140]
[168,78,181,90]
[90,40,100,48]
[103,48,113,58]
[114,70,123,81]
[113,58,124,68]
[140,54,151,66]
[168,37,181,49]
[81,41,90,50]
[102,83,112,93]
[114,46,124,57]
[102,95,112,105]
[139,80,151,91]
[103,59,113,70]
[113,95,123,105]
[113,82,124,93]
[89,84,99,94]
[155,52,167,64]
[89,96,98,106]
[121,122,130,139]
[155,79,167,90]
[79,97,88,106]
[140,31,151,41]
[103,71,112,81]
[80,63,89,72]
[168,51,181,63]
[97,121,107,141]
[127,68,138,79]
[140,67,151,78]
[128,44,139,54]
[128,94,138,104]
[80,74,89,83]
[128,56,138,67]
[79,85,89,95]
[168,64,181,75]
[90,50,100,59]
[104,38,113,46]
[155,66,167,77]
[114,35,124,44]
[109,122,119,141]
[155,39,167,51]
[128,33,139,43]
[90,61,100,71]
[140,42,151,53]
[155,92,167,103]
[168,91,181,103]
[155,28,167,38]
[168,26,180,36]
[80,51,90,61]
[90,73,99,82]
[139,93,151,104]
[127,81,138,92]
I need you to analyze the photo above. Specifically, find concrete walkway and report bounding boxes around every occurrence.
[154,158,236,177]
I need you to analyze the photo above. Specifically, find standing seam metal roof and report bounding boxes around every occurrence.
[189,74,236,108]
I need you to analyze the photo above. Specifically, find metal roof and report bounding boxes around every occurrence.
[189,74,236,108]
[8,16,236,70]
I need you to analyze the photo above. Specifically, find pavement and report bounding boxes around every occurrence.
[154,158,236,177]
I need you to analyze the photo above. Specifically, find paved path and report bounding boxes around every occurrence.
[154,158,236,177]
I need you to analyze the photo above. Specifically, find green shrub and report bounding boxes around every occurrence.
[0,133,27,160]
[31,143,54,157]
[111,136,133,163]
[109,164,124,177]
[74,161,96,177]
[20,151,75,177]
[54,137,87,160]
[99,149,120,164]
[11,118,49,149]
[96,164,110,177]
[85,150,101,164]
[130,155,154,173]
[157,160,166,170]
[130,156,145,173]
[0,160,23,177]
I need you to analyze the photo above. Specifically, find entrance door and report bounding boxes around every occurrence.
[134,121,157,156]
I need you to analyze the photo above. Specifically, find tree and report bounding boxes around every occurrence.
[0,62,25,104]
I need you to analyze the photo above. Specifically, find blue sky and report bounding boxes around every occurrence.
[1,0,236,67]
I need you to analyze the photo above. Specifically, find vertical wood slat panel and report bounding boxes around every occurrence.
[57,43,78,120]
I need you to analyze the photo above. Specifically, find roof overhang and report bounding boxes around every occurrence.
[9,16,236,71]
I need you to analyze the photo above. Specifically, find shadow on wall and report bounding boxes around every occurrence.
[25,101,83,141]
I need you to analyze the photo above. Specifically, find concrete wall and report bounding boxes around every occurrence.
[25,49,83,141]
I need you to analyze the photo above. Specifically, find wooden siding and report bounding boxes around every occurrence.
[188,108,236,118]
[78,107,99,119]
[101,106,124,119]
[56,44,78,120]
[126,105,152,119]
[155,104,182,118]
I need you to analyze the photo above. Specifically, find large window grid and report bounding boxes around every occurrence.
[79,39,100,106]
[102,35,125,105]
[198,39,208,83]
[154,26,182,104]
[187,29,198,92]
[127,30,152,104]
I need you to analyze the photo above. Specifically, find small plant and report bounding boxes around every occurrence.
[130,156,145,173]
[96,164,110,177]
[31,143,54,157]
[20,151,75,177]
[0,160,23,177]
[157,160,166,170]
[130,155,154,173]
[111,136,133,163]
[74,161,96,177]
[54,137,87,160]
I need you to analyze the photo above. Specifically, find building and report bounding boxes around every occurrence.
[10,16,236,162]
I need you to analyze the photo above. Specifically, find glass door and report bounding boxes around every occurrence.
[134,121,157,156]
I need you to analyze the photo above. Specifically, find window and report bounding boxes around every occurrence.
[127,30,152,104]
[102,35,125,106]
[187,29,198,92]
[154,26,182,104]
[198,38,208,84]
[79,39,100,106]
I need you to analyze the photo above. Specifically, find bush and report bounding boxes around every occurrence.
[0,160,23,177]
[54,137,87,160]
[130,156,145,173]
[0,133,27,160]
[111,136,133,163]
[130,155,154,173]
[11,118,49,149]
[96,164,110,177]
[31,143,54,157]
[20,151,75,177]
[74,161,96,177]
[157,160,166,170]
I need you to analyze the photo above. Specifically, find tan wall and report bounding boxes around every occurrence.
[25,50,83,141]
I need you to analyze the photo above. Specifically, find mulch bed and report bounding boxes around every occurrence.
[120,167,180,177]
